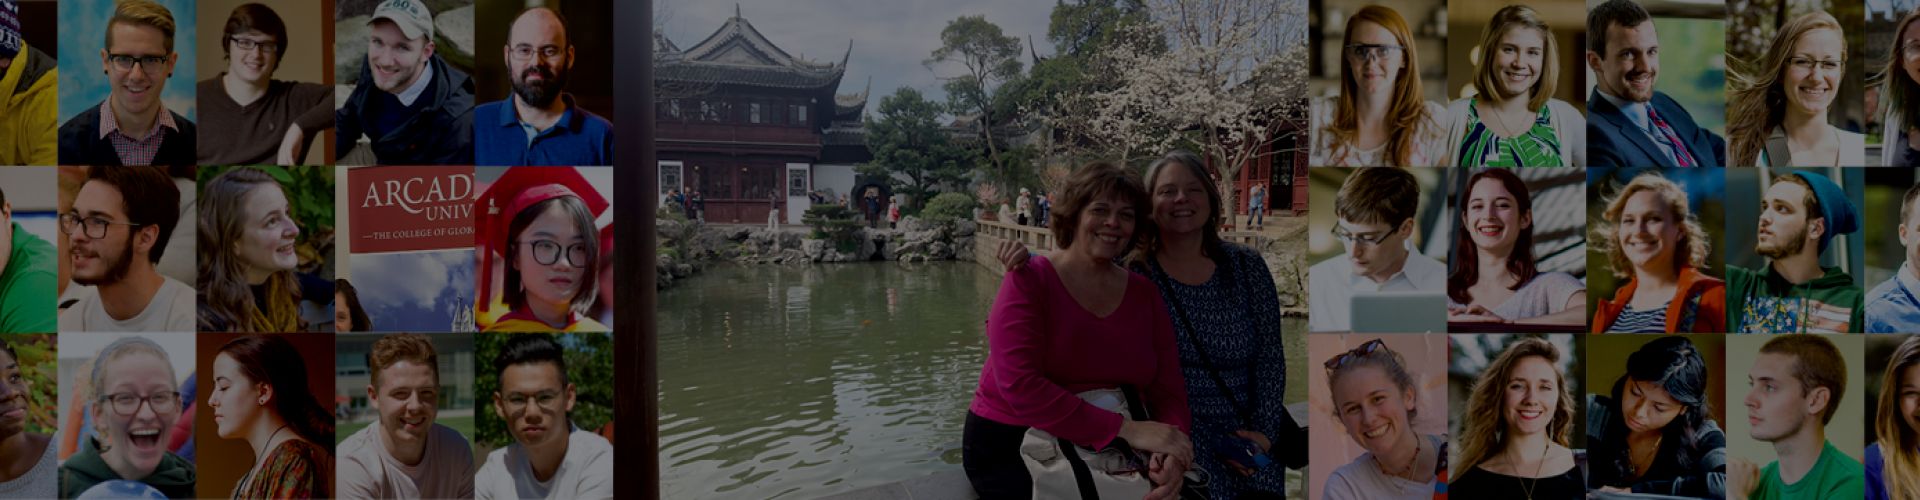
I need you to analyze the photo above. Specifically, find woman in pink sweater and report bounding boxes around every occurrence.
[964,162,1194,499]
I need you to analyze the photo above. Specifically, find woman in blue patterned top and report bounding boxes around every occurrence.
[1443,5,1586,167]
[1000,150,1302,499]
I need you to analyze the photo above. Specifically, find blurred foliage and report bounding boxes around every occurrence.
[1,334,56,434]
[196,166,337,276]
[920,192,979,224]
[803,205,865,253]
[475,333,613,449]
[1653,18,1728,136]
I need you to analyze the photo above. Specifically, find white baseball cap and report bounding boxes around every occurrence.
[369,0,434,41]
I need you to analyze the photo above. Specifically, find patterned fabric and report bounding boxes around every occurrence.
[1611,303,1668,333]
[1739,296,1855,334]
[235,439,331,499]
[1647,107,1697,167]
[97,99,177,166]
[1137,243,1288,499]
[1454,98,1563,167]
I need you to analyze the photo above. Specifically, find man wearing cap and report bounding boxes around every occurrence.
[476,333,613,499]
[477,167,607,332]
[0,0,55,166]
[0,184,54,333]
[1726,171,1864,333]
[57,0,197,167]
[475,7,612,167]
[337,0,475,165]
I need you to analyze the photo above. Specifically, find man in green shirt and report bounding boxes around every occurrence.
[1726,171,1863,333]
[0,185,53,332]
[1730,335,1864,500]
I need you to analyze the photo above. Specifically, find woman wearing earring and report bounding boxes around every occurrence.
[1450,337,1583,499]
[1868,335,1920,500]
[1446,168,1586,327]
[58,336,195,498]
[477,168,608,333]
[1880,11,1920,166]
[1311,5,1451,166]
[1444,5,1585,167]
[1727,11,1864,166]
[197,167,332,332]
[1322,339,1446,500]
[207,335,332,498]
[1590,172,1725,333]
[1587,336,1726,498]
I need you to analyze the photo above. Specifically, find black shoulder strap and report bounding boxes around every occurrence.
[1060,436,1102,500]
[1148,255,1254,427]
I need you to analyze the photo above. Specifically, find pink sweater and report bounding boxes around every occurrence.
[970,255,1191,448]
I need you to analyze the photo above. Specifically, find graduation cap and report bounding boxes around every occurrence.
[476,167,609,319]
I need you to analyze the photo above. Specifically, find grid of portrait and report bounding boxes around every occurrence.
[0,0,618,498]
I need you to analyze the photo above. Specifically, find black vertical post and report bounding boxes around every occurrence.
[615,0,658,498]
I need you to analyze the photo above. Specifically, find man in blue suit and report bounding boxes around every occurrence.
[1586,0,1725,167]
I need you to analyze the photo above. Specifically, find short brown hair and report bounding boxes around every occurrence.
[1760,334,1847,425]
[1335,167,1420,227]
[1902,183,1920,227]
[369,334,438,389]
[1050,162,1150,253]
[105,0,177,54]
[1473,5,1558,111]
[222,3,288,61]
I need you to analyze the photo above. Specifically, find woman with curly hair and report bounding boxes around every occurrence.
[1450,337,1583,498]
[196,167,331,332]
[1589,172,1725,333]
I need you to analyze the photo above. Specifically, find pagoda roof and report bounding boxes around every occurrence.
[656,6,849,90]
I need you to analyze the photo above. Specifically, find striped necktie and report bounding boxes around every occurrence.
[1647,108,1697,167]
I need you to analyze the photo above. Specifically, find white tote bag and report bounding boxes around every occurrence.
[1019,388,1154,500]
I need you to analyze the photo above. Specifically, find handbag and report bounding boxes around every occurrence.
[1020,388,1155,500]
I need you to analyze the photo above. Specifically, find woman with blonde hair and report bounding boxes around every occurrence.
[1450,337,1583,498]
[1590,172,1725,333]
[1321,339,1446,499]
[1726,11,1864,166]
[1868,335,1920,500]
[1444,5,1585,167]
[1311,5,1450,166]
[1877,10,1920,166]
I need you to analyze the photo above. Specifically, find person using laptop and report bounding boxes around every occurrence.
[1590,171,1725,333]
[1310,167,1445,332]
[1322,338,1445,500]
[1587,336,1726,498]
[1728,334,1862,500]
[1726,171,1862,333]
[1446,168,1585,328]
[1868,335,1920,500]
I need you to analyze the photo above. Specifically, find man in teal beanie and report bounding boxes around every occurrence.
[1727,171,1863,333]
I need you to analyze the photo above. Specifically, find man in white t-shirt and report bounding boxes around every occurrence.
[57,166,194,332]
[477,333,612,500]
[338,334,476,498]
[1308,167,1445,332]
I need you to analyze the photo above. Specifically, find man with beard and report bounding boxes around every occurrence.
[1585,0,1726,167]
[1728,335,1862,500]
[57,0,197,167]
[1726,171,1863,333]
[336,0,474,165]
[338,334,476,498]
[57,166,193,332]
[476,333,612,499]
[0,337,54,497]
[475,7,612,166]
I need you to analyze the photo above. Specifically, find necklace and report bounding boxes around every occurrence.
[1626,434,1663,478]
[237,425,290,496]
[1513,438,1549,500]
[1375,432,1423,479]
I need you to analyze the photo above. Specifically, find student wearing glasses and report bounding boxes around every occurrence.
[1726,12,1864,167]
[196,3,333,166]
[1879,10,1920,166]
[475,7,612,166]
[57,0,196,167]
[1308,168,1445,332]
[1321,339,1447,500]
[1310,5,1450,166]
[477,168,608,333]
[196,167,333,332]
[58,166,195,333]
[58,336,195,498]
[477,334,613,499]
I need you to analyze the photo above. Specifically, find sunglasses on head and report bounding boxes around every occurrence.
[1325,338,1388,370]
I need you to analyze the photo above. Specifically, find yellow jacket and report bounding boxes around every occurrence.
[0,44,56,166]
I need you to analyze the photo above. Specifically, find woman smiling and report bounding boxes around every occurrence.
[1444,5,1586,167]
[1727,11,1865,167]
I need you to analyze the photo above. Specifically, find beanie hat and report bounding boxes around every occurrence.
[1789,170,1858,253]
[0,0,20,62]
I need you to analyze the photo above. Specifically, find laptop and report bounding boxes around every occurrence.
[1350,291,1446,333]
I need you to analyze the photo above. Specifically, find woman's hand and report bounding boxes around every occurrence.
[1225,430,1271,476]
[1144,453,1187,500]
[1447,304,1507,323]
[1119,420,1193,466]
[997,240,1031,272]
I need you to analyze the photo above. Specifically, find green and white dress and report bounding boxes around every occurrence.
[1444,97,1587,167]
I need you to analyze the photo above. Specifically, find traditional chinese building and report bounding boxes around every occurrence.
[654,8,869,225]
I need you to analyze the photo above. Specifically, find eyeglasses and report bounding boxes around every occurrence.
[59,213,143,239]
[501,390,562,413]
[1345,44,1404,63]
[1904,41,1920,61]
[521,239,589,267]
[1325,339,1388,370]
[229,37,279,54]
[101,391,180,416]
[107,54,168,75]
[1788,56,1842,73]
[509,44,566,62]
[1330,225,1394,247]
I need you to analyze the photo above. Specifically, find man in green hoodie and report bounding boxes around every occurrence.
[0,185,54,333]
[58,336,194,498]
[1727,171,1863,333]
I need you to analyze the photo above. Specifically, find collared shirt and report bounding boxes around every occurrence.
[475,94,613,166]
[1866,261,1920,333]
[1596,88,1685,165]
[394,64,433,107]
[97,99,177,166]
[1307,246,1446,332]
